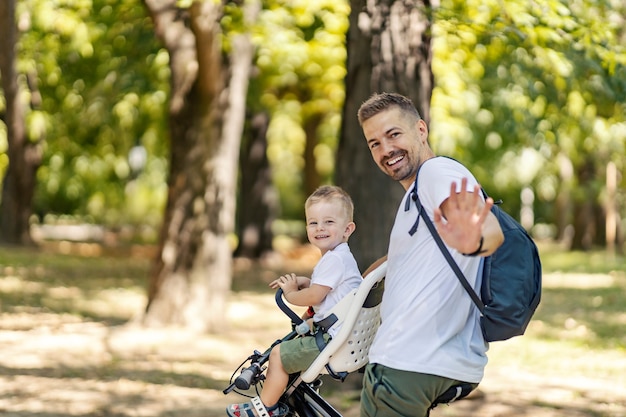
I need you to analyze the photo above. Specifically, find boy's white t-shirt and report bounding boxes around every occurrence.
[310,242,362,337]
[367,157,489,383]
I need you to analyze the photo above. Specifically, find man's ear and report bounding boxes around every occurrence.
[417,119,429,143]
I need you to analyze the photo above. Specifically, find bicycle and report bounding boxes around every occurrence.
[223,261,387,417]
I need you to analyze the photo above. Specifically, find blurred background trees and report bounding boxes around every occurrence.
[433,0,626,252]
[0,0,42,245]
[139,0,259,331]
[1,0,625,331]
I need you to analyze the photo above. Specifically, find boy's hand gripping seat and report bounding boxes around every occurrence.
[300,261,387,383]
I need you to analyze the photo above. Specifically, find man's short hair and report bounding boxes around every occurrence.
[357,92,422,125]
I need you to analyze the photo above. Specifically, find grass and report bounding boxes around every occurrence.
[1,242,626,351]
[0,241,625,416]
[532,241,626,351]
[0,245,150,326]
[538,241,626,275]
[3,241,625,342]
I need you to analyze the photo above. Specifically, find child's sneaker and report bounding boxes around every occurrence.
[226,396,288,417]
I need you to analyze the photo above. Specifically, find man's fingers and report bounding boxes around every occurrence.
[458,178,469,204]
[471,184,481,207]
[433,207,443,224]
[448,181,458,208]
[449,178,481,210]
[478,197,494,222]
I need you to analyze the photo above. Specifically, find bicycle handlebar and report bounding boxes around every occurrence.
[234,362,262,390]
[222,289,304,395]
[275,288,305,325]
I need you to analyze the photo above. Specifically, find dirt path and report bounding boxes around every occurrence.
[1,281,625,416]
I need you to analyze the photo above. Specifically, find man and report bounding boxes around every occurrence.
[357,92,504,417]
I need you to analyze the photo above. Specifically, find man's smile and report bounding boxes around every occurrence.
[386,155,405,166]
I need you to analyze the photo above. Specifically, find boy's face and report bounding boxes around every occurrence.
[305,200,354,255]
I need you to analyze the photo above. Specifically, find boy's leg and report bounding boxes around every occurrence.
[360,363,471,417]
[262,335,329,407]
[260,345,289,408]
[279,333,330,374]
[227,335,326,416]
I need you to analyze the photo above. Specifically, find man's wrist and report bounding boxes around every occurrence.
[462,236,487,257]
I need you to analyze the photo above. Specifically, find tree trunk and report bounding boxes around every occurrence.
[336,0,437,269]
[0,0,41,246]
[235,111,277,259]
[142,0,257,332]
[570,157,598,251]
[303,113,324,197]
[554,153,574,244]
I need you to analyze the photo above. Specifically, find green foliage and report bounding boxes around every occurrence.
[4,0,626,247]
[6,0,350,229]
[16,0,169,228]
[432,0,626,228]
[251,0,349,219]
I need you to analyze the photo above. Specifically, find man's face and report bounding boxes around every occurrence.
[361,107,428,189]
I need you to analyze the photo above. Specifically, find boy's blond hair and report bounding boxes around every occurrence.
[305,185,354,222]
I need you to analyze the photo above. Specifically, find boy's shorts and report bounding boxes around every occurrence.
[279,333,331,374]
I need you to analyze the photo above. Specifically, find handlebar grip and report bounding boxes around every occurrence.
[234,364,260,390]
[275,289,304,324]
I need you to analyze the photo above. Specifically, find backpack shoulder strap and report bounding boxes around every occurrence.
[409,161,485,313]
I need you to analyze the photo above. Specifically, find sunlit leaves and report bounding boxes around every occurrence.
[432,0,626,227]
[7,0,625,243]
[15,0,168,228]
[251,0,349,218]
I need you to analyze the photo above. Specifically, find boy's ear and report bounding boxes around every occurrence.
[344,222,356,238]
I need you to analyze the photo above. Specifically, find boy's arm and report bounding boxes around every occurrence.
[269,273,310,290]
[270,274,316,317]
[283,282,330,307]
[273,273,329,306]
[296,276,311,289]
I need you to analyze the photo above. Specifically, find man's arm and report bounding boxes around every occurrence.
[434,178,504,257]
[362,256,387,277]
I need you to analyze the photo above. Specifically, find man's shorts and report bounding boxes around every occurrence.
[360,363,478,417]
[279,333,331,375]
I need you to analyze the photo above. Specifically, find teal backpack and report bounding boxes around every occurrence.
[409,161,542,342]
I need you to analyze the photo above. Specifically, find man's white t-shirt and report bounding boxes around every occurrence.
[311,242,362,337]
[367,157,489,383]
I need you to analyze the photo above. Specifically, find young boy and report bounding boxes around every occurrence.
[226,185,362,417]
